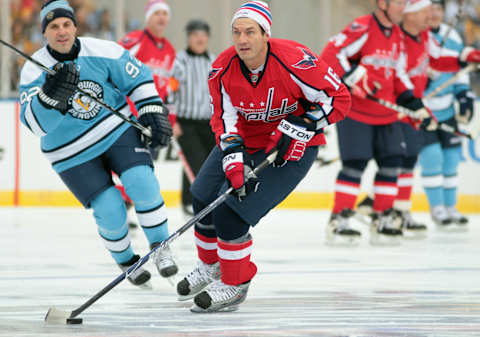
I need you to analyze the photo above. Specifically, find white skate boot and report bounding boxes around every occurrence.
[370,209,403,246]
[432,205,455,231]
[400,211,427,240]
[325,209,361,246]
[177,261,221,301]
[151,243,178,281]
[190,279,250,313]
[447,207,468,230]
[118,254,151,286]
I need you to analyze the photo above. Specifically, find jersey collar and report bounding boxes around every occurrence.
[238,42,270,88]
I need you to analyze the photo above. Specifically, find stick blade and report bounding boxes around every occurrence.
[44,307,72,324]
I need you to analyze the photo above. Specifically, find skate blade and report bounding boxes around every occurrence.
[369,234,402,246]
[436,225,468,233]
[136,281,153,290]
[325,235,360,247]
[402,230,428,240]
[190,303,239,313]
[164,274,179,287]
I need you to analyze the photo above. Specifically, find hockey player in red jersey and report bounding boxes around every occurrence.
[176,1,351,313]
[321,0,418,245]
[119,0,175,103]
[322,0,480,246]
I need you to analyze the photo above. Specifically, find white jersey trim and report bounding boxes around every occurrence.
[129,82,158,103]
[24,102,47,137]
[42,107,130,164]
[337,33,369,72]
[78,37,125,60]
[290,75,333,116]
[220,83,239,134]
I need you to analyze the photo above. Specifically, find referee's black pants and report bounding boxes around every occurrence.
[176,117,216,208]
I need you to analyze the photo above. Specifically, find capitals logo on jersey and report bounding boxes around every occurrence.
[208,67,223,81]
[292,48,318,70]
[67,80,104,120]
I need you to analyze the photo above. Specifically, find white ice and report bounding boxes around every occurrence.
[1,207,480,337]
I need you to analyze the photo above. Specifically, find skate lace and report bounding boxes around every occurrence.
[152,246,175,269]
[207,280,239,303]
[186,262,218,287]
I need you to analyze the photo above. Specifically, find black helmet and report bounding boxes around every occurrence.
[185,19,210,35]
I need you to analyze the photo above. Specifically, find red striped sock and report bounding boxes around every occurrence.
[373,181,398,212]
[333,180,360,213]
[218,237,257,285]
[195,230,218,264]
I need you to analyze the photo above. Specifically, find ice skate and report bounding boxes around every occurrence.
[431,205,455,231]
[190,279,250,313]
[356,195,374,215]
[369,209,403,246]
[325,209,361,246]
[177,261,221,301]
[118,254,152,287]
[447,207,468,230]
[151,243,178,284]
[399,211,427,240]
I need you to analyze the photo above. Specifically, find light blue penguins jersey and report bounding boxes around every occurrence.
[19,37,161,172]
[424,23,470,122]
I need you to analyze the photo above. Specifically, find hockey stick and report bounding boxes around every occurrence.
[361,91,475,139]
[44,150,278,324]
[171,137,195,184]
[423,63,479,100]
[0,38,152,139]
[317,156,339,167]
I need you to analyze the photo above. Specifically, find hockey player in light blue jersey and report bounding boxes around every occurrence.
[420,0,473,229]
[18,0,178,285]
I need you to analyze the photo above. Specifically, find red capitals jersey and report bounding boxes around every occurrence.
[321,14,413,125]
[119,29,175,102]
[209,38,351,153]
[403,28,460,98]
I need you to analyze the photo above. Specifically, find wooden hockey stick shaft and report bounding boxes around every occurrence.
[0,38,152,138]
[44,150,278,322]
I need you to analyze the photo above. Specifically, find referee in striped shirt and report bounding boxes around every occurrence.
[171,19,216,215]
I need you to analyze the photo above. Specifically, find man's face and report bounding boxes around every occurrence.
[146,9,169,38]
[429,3,444,29]
[43,17,77,54]
[188,30,209,54]
[382,0,408,25]
[406,5,432,32]
[232,18,269,66]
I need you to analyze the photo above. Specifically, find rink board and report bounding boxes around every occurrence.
[0,101,479,212]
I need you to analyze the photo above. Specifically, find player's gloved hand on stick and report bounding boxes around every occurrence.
[265,114,316,167]
[419,117,438,131]
[342,65,380,99]
[38,62,79,112]
[138,104,173,148]
[396,90,431,120]
[220,134,259,201]
[456,89,475,124]
[460,46,480,63]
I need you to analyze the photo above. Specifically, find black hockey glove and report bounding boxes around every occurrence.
[396,90,431,120]
[220,134,259,201]
[38,62,79,112]
[138,104,173,148]
[456,89,475,124]
[265,114,316,167]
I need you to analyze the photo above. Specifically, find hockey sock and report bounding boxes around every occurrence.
[195,230,218,264]
[442,147,461,207]
[394,155,417,211]
[373,157,401,212]
[419,143,444,208]
[121,165,169,244]
[332,161,366,213]
[218,234,257,285]
[91,186,133,264]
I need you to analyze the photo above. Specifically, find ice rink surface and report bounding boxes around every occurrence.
[1,207,479,337]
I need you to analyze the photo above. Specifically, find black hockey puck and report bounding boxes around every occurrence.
[66,318,83,324]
